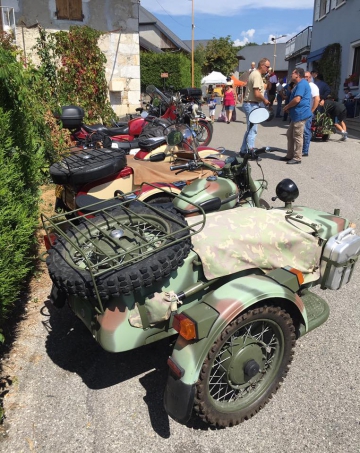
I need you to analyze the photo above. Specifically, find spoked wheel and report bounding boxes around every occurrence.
[195,120,213,146]
[195,306,296,427]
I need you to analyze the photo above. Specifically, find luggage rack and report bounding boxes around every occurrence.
[42,183,206,311]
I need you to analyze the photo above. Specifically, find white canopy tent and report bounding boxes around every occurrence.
[201,71,227,85]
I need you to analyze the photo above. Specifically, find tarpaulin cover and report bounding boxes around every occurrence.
[187,208,322,281]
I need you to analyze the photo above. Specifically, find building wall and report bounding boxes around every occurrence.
[311,0,360,88]
[6,0,141,116]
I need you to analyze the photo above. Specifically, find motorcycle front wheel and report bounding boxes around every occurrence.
[195,120,213,146]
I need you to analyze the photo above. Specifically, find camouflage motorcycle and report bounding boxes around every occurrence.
[42,121,360,429]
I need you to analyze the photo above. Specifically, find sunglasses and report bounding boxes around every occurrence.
[264,65,270,69]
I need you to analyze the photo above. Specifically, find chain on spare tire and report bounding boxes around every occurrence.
[46,205,192,301]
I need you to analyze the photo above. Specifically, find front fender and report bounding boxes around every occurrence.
[171,274,306,386]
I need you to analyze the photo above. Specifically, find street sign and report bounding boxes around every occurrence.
[161,73,168,78]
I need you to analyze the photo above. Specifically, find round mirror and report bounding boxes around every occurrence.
[141,111,148,118]
[146,85,156,96]
[248,107,270,124]
[167,130,183,146]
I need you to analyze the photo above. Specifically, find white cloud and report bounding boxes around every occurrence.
[233,29,256,46]
[140,0,314,16]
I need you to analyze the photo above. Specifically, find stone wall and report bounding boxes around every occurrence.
[9,0,141,117]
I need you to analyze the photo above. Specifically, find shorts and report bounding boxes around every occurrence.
[209,108,216,115]
[334,112,347,123]
[224,105,235,111]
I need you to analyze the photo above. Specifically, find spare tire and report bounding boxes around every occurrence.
[46,205,191,300]
[49,148,127,186]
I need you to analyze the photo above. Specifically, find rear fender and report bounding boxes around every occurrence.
[170,273,306,386]
[137,183,181,201]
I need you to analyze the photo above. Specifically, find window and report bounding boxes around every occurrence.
[352,46,360,86]
[320,0,327,17]
[55,0,83,21]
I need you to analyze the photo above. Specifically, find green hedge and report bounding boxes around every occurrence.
[0,48,48,326]
[140,52,201,92]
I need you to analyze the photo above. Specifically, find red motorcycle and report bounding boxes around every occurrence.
[57,85,213,150]
[50,124,220,215]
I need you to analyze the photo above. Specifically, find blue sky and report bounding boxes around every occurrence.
[140,0,314,46]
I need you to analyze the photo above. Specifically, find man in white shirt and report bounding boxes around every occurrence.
[302,71,320,156]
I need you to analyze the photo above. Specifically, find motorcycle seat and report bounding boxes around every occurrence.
[138,136,167,151]
[82,123,129,136]
[75,194,123,213]
[49,148,127,186]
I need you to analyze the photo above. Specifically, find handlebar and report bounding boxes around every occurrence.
[170,162,193,171]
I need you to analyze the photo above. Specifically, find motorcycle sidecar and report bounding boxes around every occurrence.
[42,192,360,428]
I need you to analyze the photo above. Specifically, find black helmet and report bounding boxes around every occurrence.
[276,179,299,202]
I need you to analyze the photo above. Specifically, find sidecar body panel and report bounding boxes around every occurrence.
[168,274,306,387]
[68,251,206,353]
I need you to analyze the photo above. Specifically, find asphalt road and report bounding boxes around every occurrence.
[2,109,360,453]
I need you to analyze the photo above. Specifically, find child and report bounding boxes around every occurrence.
[208,93,217,123]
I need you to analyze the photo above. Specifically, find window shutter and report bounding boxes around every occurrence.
[326,0,330,13]
[55,0,69,19]
[56,0,82,20]
[69,0,83,21]
[314,0,321,21]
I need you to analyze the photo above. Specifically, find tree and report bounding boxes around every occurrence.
[194,44,206,74]
[203,36,240,76]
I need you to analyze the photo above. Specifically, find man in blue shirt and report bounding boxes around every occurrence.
[280,68,312,164]
[311,70,331,100]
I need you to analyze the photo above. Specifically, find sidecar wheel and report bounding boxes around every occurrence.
[46,205,191,300]
[194,306,296,428]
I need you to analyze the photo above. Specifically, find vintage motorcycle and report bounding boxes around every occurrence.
[42,108,360,428]
[49,108,267,215]
[58,85,213,150]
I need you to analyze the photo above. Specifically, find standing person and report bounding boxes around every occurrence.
[282,81,294,121]
[249,62,256,73]
[281,68,312,164]
[275,78,284,117]
[223,81,236,124]
[319,95,348,141]
[208,93,217,123]
[311,70,331,100]
[240,58,271,154]
[267,69,278,107]
[302,71,320,157]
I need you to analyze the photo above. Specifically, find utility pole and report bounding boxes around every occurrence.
[191,0,195,87]
[271,35,286,73]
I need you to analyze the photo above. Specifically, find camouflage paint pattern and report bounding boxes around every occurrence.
[172,177,239,212]
[64,203,351,354]
[68,251,207,352]
[187,208,322,280]
[169,274,308,386]
[280,206,349,238]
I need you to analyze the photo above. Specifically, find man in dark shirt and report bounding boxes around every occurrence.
[319,95,348,141]
[311,71,331,100]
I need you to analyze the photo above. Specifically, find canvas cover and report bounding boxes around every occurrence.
[187,208,322,281]
[128,155,215,186]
